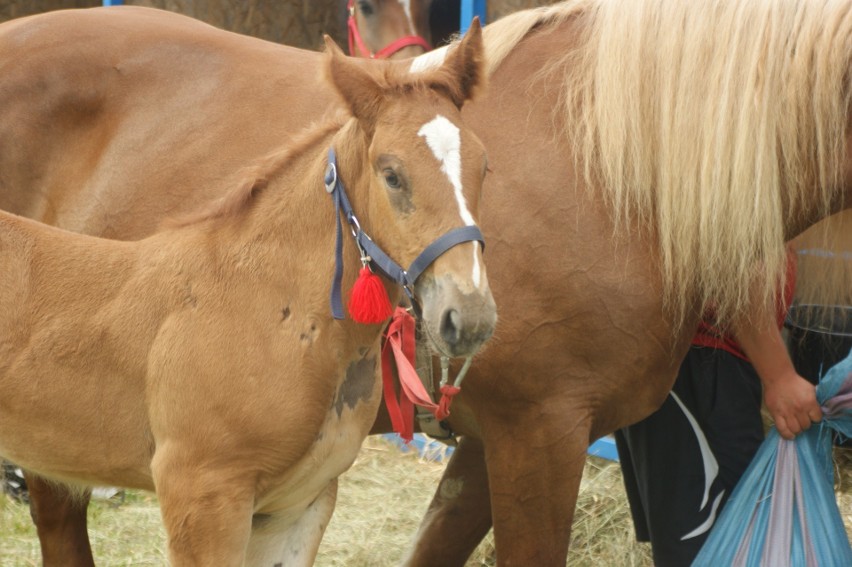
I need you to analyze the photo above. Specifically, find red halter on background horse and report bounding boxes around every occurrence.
[1,1,852,566]
[346,0,431,59]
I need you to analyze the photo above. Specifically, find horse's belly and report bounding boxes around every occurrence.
[0,371,153,489]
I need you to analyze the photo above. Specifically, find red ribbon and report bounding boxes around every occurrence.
[381,307,458,441]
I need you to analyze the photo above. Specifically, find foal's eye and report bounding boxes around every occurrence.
[383,169,402,190]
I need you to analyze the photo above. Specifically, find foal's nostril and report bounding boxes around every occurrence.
[440,308,462,347]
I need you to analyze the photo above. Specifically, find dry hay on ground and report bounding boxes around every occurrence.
[4,438,852,565]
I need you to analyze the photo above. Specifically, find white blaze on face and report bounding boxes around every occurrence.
[409,46,448,74]
[417,115,483,288]
[399,0,415,34]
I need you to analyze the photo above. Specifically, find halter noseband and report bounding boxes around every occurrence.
[324,148,484,320]
[347,0,432,59]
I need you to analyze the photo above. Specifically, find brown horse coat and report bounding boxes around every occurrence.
[0,2,851,566]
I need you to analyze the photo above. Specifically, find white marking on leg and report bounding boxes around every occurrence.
[246,482,337,567]
[417,115,483,288]
[409,46,448,73]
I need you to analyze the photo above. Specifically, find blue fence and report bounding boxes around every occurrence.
[385,433,619,463]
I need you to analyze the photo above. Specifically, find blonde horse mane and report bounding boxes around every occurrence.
[484,0,852,325]
[480,0,590,76]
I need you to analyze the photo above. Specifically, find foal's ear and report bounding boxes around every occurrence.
[440,17,486,107]
[324,35,383,127]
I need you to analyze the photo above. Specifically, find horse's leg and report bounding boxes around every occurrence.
[246,480,338,567]
[25,473,95,567]
[479,406,590,566]
[402,436,493,567]
[152,451,255,566]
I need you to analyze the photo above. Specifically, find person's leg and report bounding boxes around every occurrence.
[616,346,763,567]
[691,349,764,496]
[613,430,650,542]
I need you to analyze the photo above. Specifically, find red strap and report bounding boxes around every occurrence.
[382,308,457,441]
[347,0,431,59]
[347,9,372,58]
[374,35,432,59]
[436,385,460,421]
[381,308,413,440]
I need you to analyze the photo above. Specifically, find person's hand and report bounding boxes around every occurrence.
[763,370,822,440]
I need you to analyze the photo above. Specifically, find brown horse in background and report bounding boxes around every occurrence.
[345,0,460,59]
[346,0,432,58]
[0,19,495,566]
[1,1,852,565]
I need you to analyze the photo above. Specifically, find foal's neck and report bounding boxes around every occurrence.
[240,119,370,246]
[181,120,376,304]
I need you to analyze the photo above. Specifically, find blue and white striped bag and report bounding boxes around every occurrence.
[693,348,852,566]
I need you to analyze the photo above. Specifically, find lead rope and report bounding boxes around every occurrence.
[381,307,471,442]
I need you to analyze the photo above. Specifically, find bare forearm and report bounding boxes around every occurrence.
[732,319,821,439]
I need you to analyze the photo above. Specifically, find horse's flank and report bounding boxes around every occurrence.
[0,212,155,487]
[481,0,852,326]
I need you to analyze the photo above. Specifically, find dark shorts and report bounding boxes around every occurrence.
[614,346,764,567]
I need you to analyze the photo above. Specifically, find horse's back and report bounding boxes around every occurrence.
[0,209,138,358]
[0,212,41,344]
[0,209,158,484]
[0,6,328,237]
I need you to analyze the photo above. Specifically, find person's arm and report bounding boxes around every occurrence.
[732,320,822,440]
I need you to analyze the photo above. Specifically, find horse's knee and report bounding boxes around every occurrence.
[152,457,256,566]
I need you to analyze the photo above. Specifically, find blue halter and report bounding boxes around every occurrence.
[324,147,484,320]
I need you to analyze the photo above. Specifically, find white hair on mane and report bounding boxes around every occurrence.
[481,0,852,325]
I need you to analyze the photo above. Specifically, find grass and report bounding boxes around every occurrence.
[3,439,852,566]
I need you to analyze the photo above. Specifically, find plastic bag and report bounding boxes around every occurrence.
[693,348,852,566]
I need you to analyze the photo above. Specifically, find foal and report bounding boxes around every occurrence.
[0,29,494,566]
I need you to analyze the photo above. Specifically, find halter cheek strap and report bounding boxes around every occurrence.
[347,0,432,59]
[324,147,484,320]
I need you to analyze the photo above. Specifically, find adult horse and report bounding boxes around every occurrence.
[2,1,851,565]
[0,19,495,566]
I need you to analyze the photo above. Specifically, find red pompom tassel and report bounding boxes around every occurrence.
[348,266,393,324]
[435,384,461,420]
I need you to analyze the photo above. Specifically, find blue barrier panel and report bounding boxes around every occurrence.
[384,433,619,463]
[103,0,123,5]
[587,436,619,462]
[460,0,487,33]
